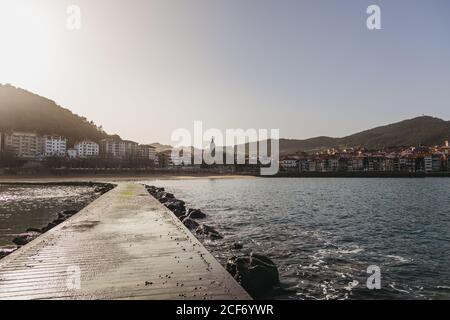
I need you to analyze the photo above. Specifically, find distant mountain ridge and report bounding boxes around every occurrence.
[275,116,450,154]
[0,84,114,146]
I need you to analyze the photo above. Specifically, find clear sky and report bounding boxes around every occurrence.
[1,0,449,145]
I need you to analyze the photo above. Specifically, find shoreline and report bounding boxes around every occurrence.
[0,174,257,183]
[1,171,450,183]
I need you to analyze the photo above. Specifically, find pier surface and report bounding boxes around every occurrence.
[0,183,250,300]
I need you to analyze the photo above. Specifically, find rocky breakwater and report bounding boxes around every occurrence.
[0,182,116,260]
[145,185,222,240]
[144,184,280,298]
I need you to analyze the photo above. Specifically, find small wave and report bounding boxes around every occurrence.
[389,283,410,294]
[386,255,413,264]
[437,286,450,290]
[344,280,359,291]
[337,248,364,254]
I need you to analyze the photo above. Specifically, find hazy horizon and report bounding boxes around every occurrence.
[1,0,450,145]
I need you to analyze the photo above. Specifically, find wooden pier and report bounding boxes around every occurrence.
[0,183,251,300]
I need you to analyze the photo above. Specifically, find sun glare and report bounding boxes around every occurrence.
[0,0,59,85]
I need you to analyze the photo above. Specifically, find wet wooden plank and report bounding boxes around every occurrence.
[0,183,250,300]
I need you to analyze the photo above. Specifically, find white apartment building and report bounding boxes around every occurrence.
[75,140,99,158]
[43,135,67,157]
[67,149,78,159]
[280,159,299,169]
[100,139,137,159]
[3,131,43,159]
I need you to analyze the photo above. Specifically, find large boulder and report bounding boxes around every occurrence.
[195,224,223,240]
[182,218,199,230]
[12,231,42,246]
[145,185,165,196]
[158,193,175,204]
[187,209,207,219]
[94,184,114,194]
[41,222,58,232]
[58,209,78,220]
[226,253,279,297]
[164,199,185,212]
[232,242,244,250]
[0,248,17,259]
[172,208,186,218]
[158,197,168,204]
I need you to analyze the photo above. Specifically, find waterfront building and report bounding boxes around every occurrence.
[365,155,386,171]
[157,151,172,167]
[399,156,416,172]
[170,152,183,166]
[280,158,299,170]
[350,155,364,171]
[124,140,138,159]
[75,140,99,158]
[440,140,450,156]
[137,145,157,161]
[100,138,126,158]
[432,153,443,172]
[385,154,400,172]
[67,148,77,159]
[299,159,309,172]
[330,157,339,171]
[42,135,67,157]
[424,156,433,172]
[3,131,43,159]
[299,159,317,172]
[338,157,350,171]
[309,159,318,172]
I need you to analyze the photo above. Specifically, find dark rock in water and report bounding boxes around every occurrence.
[41,222,58,232]
[187,209,206,219]
[0,248,17,259]
[178,214,188,221]
[145,185,165,196]
[159,192,176,203]
[153,191,165,199]
[182,218,200,230]
[232,242,244,250]
[62,209,78,215]
[195,225,223,240]
[26,228,42,233]
[58,209,78,219]
[164,199,186,212]
[94,183,115,194]
[52,218,66,225]
[172,208,186,218]
[226,253,279,297]
[158,197,169,204]
[12,232,42,246]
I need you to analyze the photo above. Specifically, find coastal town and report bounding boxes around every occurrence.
[279,140,450,174]
[1,130,450,175]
